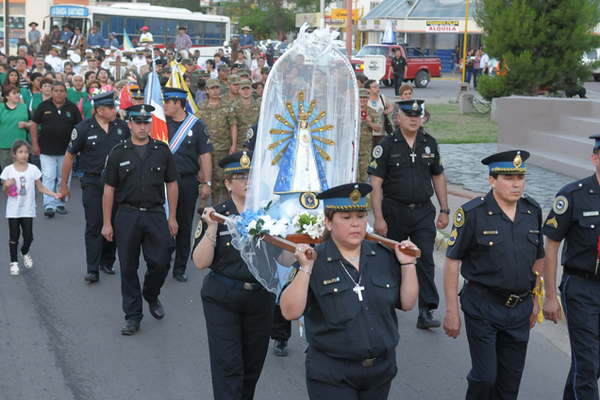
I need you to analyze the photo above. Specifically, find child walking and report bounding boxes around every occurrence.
[1,140,61,275]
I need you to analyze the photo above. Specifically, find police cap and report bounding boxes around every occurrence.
[219,151,252,174]
[126,104,155,122]
[481,150,530,175]
[317,183,372,211]
[396,99,425,117]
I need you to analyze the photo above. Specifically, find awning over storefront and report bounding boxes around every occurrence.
[360,0,481,33]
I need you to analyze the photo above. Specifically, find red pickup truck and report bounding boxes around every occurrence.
[351,44,442,88]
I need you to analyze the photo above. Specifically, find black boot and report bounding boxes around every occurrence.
[121,319,141,336]
[417,308,441,329]
[272,339,289,357]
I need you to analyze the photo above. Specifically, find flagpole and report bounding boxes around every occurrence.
[461,0,470,83]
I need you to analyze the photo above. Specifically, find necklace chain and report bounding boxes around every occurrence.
[339,260,361,286]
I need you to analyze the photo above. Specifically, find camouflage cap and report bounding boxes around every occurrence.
[217,64,230,72]
[359,88,370,98]
[206,79,220,88]
[239,79,252,89]
[228,74,240,85]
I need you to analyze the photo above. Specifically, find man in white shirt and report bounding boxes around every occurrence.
[132,50,148,74]
[479,50,490,75]
[45,47,63,73]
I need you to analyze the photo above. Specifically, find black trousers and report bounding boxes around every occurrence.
[271,303,291,341]
[114,207,171,321]
[383,199,439,310]
[81,174,116,273]
[561,274,600,400]
[306,347,396,400]
[8,218,33,262]
[171,174,199,275]
[461,284,531,400]
[201,272,275,400]
[393,72,405,96]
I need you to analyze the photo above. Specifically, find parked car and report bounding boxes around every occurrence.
[351,44,442,88]
[582,48,600,81]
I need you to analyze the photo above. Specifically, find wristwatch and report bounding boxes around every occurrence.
[205,181,212,187]
[440,208,451,214]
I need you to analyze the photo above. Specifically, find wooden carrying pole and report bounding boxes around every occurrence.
[209,212,421,259]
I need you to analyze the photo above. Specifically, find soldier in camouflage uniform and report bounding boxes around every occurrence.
[217,65,230,97]
[197,79,238,204]
[358,88,382,182]
[233,79,260,150]
[223,74,240,106]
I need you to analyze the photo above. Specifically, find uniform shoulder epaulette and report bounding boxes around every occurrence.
[462,195,486,213]
[374,241,394,254]
[521,193,541,210]
[559,178,586,195]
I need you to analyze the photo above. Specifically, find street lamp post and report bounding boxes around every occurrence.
[461,0,470,83]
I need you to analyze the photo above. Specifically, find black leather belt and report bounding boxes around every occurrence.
[564,267,600,281]
[84,172,101,176]
[467,282,531,308]
[388,199,430,209]
[211,272,262,291]
[121,204,164,213]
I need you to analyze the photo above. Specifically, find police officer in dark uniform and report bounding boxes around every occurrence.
[543,135,600,400]
[443,150,544,400]
[280,183,419,400]
[163,87,213,282]
[369,99,449,329]
[192,151,275,400]
[101,104,179,336]
[60,91,130,283]
[391,48,407,96]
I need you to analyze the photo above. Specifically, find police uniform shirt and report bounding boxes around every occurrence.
[301,239,401,360]
[192,200,257,282]
[166,115,213,176]
[446,191,545,293]
[543,175,600,271]
[32,99,82,155]
[368,128,444,203]
[68,116,130,174]
[104,138,178,208]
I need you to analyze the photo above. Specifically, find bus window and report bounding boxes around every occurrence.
[148,18,164,44]
[205,22,225,46]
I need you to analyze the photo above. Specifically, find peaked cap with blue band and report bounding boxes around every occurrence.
[396,99,425,117]
[91,91,115,108]
[162,87,188,100]
[317,183,372,211]
[481,150,530,175]
[126,104,155,122]
[219,151,252,174]
[590,135,600,151]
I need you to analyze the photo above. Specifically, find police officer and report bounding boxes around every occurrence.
[163,87,213,282]
[192,151,275,400]
[543,135,600,400]
[280,183,419,399]
[369,99,449,329]
[60,91,130,283]
[197,79,238,204]
[101,104,179,335]
[391,48,407,96]
[443,150,544,400]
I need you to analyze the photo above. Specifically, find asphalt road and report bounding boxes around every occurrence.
[0,180,571,400]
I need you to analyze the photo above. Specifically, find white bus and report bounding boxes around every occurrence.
[45,3,231,48]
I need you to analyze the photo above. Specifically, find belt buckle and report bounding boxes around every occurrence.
[139,207,148,212]
[361,358,376,368]
[407,203,416,209]
[242,282,254,290]
[505,294,520,308]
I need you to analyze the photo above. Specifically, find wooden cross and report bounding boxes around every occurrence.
[109,55,128,81]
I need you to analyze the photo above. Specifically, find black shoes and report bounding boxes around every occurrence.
[121,319,141,336]
[44,208,55,218]
[100,265,115,275]
[173,272,188,282]
[84,272,99,283]
[417,308,441,330]
[148,299,165,320]
[272,339,289,357]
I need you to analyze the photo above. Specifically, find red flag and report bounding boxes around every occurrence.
[119,84,133,111]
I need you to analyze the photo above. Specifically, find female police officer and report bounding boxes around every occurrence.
[192,151,275,400]
[280,183,419,399]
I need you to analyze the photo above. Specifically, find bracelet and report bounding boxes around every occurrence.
[298,267,312,275]
[400,262,416,266]
[440,209,451,214]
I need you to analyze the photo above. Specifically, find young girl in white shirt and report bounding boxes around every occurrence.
[1,140,61,275]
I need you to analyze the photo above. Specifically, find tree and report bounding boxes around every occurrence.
[222,0,295,40]
[476,0,600,97]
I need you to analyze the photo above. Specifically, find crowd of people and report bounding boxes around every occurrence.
[0,21,599,400]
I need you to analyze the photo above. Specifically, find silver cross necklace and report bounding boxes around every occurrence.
[339,261,365,302]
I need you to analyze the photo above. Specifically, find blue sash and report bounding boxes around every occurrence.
[169,113,198,154]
